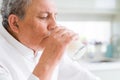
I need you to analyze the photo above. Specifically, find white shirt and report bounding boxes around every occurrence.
[0,26,40,80]
[0,26,100,80]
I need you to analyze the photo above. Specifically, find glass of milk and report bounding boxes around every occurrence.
[66,38,87,61]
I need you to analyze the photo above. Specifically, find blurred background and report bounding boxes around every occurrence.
[54,0,120,80]
[0,0,120,80]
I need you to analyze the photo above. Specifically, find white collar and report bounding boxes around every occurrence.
[0,26,42,61]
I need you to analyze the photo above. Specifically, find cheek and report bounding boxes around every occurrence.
[21,18,49,39]
[32,21,49,37]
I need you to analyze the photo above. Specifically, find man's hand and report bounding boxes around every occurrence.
[33,26,78,80]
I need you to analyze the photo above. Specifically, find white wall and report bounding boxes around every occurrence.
[56,13,113,21]
[54,0,117,14]
[54,0,117,21]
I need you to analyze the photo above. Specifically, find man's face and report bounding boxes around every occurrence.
[17,0,57,51]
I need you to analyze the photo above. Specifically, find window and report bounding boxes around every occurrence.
[57,21,111,43]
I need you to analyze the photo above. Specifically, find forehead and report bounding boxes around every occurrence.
[28,0,57,13]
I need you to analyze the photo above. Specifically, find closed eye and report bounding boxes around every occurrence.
[39,16,48,19]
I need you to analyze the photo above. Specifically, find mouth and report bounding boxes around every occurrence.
[43,32,51,40]
[43,36,49,41]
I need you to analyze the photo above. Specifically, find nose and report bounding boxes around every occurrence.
[47,14,57,30]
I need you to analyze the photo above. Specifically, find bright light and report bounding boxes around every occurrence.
[95,0,116,9]
[57,21,111,43]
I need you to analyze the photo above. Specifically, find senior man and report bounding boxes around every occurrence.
[0,0,100,80]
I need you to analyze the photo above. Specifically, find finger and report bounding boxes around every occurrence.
[59,30,78,42]
[71,33,79,41]
[50,26,64,35]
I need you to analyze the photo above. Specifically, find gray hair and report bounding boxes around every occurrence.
[1,0,32,28]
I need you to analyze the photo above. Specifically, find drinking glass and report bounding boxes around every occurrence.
[66,38,87,61]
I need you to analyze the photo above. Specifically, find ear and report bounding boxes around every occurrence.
[8,14,19,33]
